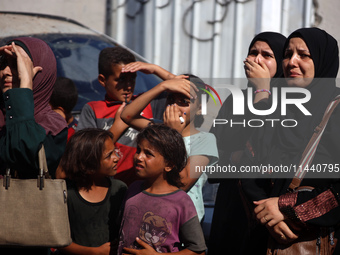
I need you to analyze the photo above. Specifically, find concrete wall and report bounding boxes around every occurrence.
[0,0,107,33]
[1,0,339,47]
[1,0,339,79]
[317,0,340,49]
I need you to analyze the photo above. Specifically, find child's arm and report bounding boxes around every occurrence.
[109,102,129,143]
[123,237,205,255]
[121,61,177,81]
[180,155,210,192]
[162,104,213,191]
[121,78,195,131]
[58,241,111,255]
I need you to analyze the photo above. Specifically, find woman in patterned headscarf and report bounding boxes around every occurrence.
[0,37,67,178]
[0,37,68,255]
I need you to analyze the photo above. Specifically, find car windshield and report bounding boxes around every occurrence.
[0,33,161,112]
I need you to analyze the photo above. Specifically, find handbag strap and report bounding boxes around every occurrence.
[38,144,50,179]
[3,145,51,190]
[288,95,340,191]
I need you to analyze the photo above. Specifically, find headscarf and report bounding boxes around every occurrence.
[210,32,287,167]
[286,27,339,78]
[0,91,4,132]
[0,37,67,136]
[248,31,287,79]
[253,28,340,168]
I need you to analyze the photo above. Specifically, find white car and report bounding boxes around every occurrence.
[0,11,216,242]
[0,11,163,117]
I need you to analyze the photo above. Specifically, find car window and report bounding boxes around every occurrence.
[46,34,111,111]
[0,34,162,113]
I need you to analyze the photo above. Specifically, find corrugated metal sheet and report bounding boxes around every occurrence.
[108,0,313,80]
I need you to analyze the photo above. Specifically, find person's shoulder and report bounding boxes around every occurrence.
[128,180,144,191]
[65,179,78,199]
[110,177,128,189]
[170,189,193,203]
[123,180,144,199]
[171,190,198,220]
[66,179,76,189]
[86,100,106,108]
[191,131,216,143]
[80,100,103,113]
[197,131,216,139]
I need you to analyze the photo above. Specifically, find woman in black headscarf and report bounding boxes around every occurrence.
[242,27,340,254]
[208,31,286,255]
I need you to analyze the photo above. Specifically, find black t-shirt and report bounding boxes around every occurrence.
[66,177,127,247]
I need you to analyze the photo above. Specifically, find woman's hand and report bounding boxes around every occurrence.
[254,197,285,227]
[163,104,186,134]
[123,237,158,255]
[254,197,299,244]
[10,42,42,90]
[0,44,13,56]
[267,221,299,244]
[244,58,271,91]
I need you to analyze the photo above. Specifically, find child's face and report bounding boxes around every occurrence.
[134,139,171,181]
[100,63,136,102]
[166,93,201,125]
[99,138,120,176]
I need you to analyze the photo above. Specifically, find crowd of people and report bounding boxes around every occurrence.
[0,26,340,255]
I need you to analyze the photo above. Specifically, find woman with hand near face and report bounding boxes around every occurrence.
[0,38,67,254]
[242,28,340,254]
[208,32,286,255]
[0,38,67,179]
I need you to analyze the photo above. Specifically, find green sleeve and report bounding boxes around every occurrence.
[44,128,67,178]
[0,88,67,178]
[179,216,207,252]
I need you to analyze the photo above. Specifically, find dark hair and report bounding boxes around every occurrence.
[184,74,207,128]
[60,128,114,189]
[136,124,187,188]
[98,46,136,77]
[50,77,78,116]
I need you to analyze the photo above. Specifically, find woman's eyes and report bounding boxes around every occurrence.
[263,54,274,58]
[284,51,311,59]
[248,50,258,56]
[248,51,274,58]
[300,54,311,59]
